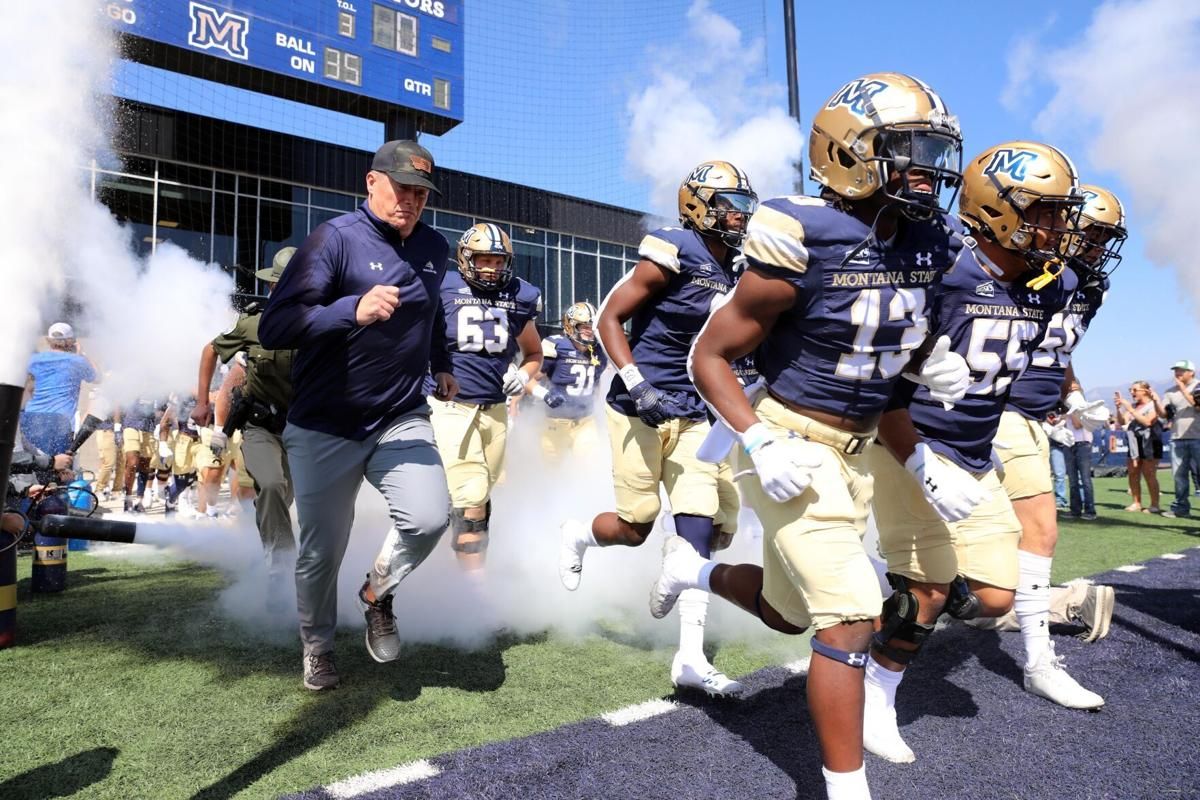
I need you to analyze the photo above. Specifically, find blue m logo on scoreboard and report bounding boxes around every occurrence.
[188,2,250,61]
[983,149,1038,181]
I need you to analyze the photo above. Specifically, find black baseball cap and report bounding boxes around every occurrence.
[370,140,440,194]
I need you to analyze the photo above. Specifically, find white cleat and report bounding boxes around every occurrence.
[558,520,589,591]
[1023,642,1104,710]
[649,536,703,619]
[863,693,916,763]
[671,652,744,698]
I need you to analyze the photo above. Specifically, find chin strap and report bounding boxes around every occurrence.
[1026,258,1066,290]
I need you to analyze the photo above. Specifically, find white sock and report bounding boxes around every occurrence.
[572,524,597,551]
[676,589,709,662]
[864,654,904,711]
[1016,550,1053,669]
[822,765,871,800]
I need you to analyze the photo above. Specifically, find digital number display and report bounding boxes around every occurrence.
[323,47,362,87]
[106,0,463,127]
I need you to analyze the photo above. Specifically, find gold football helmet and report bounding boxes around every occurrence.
[678,161,758,247]
[809,72,962,219]
[1073,184,1127,278]
[959,141,1084,272]
[457,222,513,290]
[563,301,597,346]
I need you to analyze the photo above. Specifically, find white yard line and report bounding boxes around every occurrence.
[325,759,440,799]
[602,698,679,727]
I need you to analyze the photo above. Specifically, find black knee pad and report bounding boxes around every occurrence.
[944,575,982,620]
[872,573,936,665]
[449,509,489,554]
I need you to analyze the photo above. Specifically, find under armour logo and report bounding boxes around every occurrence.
[369,261,383,271]
[924,477,938,493]
[915,252,933,267]
[847,652,868,668]
[1027,293,1041,305]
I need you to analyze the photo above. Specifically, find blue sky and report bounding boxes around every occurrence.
[113,0,1200,394]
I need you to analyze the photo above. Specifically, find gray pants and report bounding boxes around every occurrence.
[240,423,296,578]
[284,407,450,655]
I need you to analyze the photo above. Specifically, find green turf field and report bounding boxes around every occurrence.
[1,476,1196,799]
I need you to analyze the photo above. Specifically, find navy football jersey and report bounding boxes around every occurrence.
[745,196,960,421]
[432,269,542,405]
[122,397,167,432]
[903,239,1078,471]
[606,226,740,420]
[1006,275,1108,421]
[541,335,608,419]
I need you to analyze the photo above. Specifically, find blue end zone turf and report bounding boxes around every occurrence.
[287,549,1200,800]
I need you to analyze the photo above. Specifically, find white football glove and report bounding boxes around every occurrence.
[502,364,530,397]
[208,429,228,459]
[905,442,989,523]
[741,423,825,503]
[905,335,970,409]
[1064,390,1088,415]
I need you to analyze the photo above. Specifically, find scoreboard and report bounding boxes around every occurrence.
[104,0,463,133]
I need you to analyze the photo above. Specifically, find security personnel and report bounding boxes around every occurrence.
[192,247,298,600]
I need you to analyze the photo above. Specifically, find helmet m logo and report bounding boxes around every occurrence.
[826,79,888,115]
[983,149,1038,181]
[688,164,715,184]
[188,1,250,60]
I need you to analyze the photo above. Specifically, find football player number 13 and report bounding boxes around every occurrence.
[457,306,510,354]
[835,288,928,380]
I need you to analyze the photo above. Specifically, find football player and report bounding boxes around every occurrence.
[558,160,758,699]
[862,142,1088,763]
[649,74,969,800]
[979,185,1127,704]
[531,301,607,461]
[117,397,167,513]
[429,223,543,572]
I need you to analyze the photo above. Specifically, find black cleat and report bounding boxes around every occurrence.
[359,579,401,663]
[303,651,339,691]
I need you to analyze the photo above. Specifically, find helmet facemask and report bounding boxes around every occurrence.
[563,302,597,348]
[874,127,963,221]
[457,223,514,291]
[1072,221,1126,279]
[686,188,758,247]
[1003,194,1084,272]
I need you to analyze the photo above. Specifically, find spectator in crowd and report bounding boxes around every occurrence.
[21,323,97,456]
[1063,382,1096,520]
[1044,410,1071,510]
[1115,381,1163,513]
[1162,359,1198,518]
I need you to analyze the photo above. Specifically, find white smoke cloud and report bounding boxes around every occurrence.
[0,0,235,397]
[1004,0,1200,300]
[625,0,805,219]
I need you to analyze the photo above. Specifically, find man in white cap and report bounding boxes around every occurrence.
[1163,359,1199,518]
[21,323,97,457]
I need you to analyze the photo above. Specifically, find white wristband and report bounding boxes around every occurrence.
[113,423,122,433]
[531,384,548,400]
[739,422,773,455]
[619,364,645,388]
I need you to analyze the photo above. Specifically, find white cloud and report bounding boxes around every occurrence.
[624,0,804,219]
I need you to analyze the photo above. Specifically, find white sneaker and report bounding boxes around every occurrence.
[558,520,590,591]
[1023,642,1104,710]
[863,692,915,763]
[649,535,704,619]
[671,652,744,698]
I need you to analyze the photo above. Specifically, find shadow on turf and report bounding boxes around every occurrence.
[188,634,517,800]
[0,746,118,799]
[676,672,826,797]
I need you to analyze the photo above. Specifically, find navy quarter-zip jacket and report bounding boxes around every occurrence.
[259,202,451,441]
